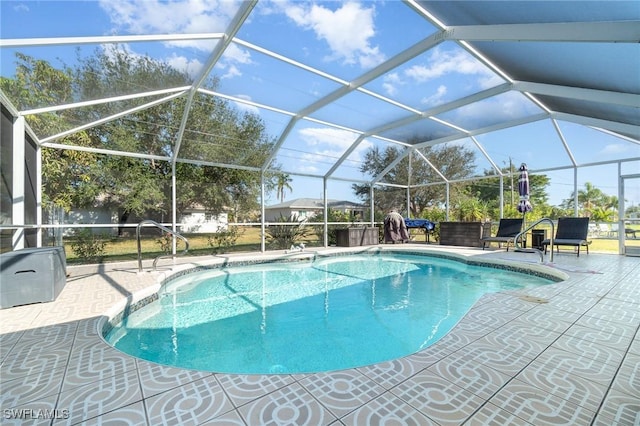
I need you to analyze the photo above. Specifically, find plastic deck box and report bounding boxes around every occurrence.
[0,246,66,309]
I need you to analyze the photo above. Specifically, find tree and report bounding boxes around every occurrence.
[352,143,476,217]
[468,167,551,220]
[562,182,617,218]
[3,50,279,227]
[0,53,99,212]
[275,173,293,202]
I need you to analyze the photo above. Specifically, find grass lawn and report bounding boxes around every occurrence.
[63,225,634,264]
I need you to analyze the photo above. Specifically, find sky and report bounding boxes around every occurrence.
[1,0,639,209]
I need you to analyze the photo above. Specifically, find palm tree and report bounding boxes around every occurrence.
[563,182,608,217]
[276,173,293,203]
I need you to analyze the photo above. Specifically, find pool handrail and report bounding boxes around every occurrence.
[514,217,554,263]
[136,220,190,272]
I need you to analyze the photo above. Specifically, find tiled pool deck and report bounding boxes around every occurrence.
[1,245,638,425]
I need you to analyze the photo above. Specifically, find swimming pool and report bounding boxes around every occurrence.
[104,251,559,374]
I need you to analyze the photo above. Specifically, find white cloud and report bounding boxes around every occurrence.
[13,3,29,12]
[382,72,402,97]
[99,0,237,36]
[284,127,376,175]
[233,94,260,115]
[421,85,448,106]
[282,1,384,68]
[450,91,536,126]
[599,143,635,156]
[166,54,204,80]
[98,0,251,79]
[406,47,494,83]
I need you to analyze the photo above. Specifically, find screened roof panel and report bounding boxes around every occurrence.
[474,120,571,171]
[434,91,544,132]
[537,95,640,127]
[362,41,506,112]
[309,89,414,132]
[214,44,343,112]
[419,0,640,25]
[272,120,361,176]
[377,116,463,145]
[474,42,640,96]
[557,122,640,165]
[329,137,381,181]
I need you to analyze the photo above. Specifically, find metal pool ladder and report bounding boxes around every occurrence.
[137,220,190,272]
[514,217,555,263]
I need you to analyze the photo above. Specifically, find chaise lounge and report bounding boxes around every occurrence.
[541,217,591,257]
[481,218,523,251]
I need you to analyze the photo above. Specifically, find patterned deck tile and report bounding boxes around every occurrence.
[610,352,640,398]
[584,299,640,327]
[465,401,535,425]
[458,298,527,328]
[0,393,59,426]
[532,346,622,387]
[81,401,148,425]
[422,326,479,354]
[445,314,498,341]
[574,312,639,339]
[237,382,337,425]
[563,323,635,351]
[216,374,295,407]
[592,388,640,426]
[0,366,66,411]
[75,316,102,338]
[537,293,599,315]
[511,305,580,334]
[427,351,512,401]
[494,319,562,350]
[391,368,485,426]
[515,359,608,413]
[456,338,535,377]
[0,339,72,382]
[136,359,213,399]
[551,334,626,370]
[488,381,596,425]
[298,370,386,418]
[630,336,640,356]
[341,391,438,425]
[54,369,143,426]
[0,330,22,363]
[144,376,234,426]
[198,409,247,425]
[62,340,138,391]
[14,321,79,344]
[357,357,424,390]
[403,342,452,370]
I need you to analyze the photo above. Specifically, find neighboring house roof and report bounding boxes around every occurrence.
[266,198,364,210]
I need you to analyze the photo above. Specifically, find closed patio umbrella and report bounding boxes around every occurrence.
[517,163,533,216]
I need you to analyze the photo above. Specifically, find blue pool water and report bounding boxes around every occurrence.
[105,252,555,374]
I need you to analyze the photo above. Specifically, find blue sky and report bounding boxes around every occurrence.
[2,0,639,209]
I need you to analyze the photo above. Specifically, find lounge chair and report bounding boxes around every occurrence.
[541,217,591,257]
[481,218,523,251]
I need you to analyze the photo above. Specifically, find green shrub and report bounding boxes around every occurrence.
[156,233,173,254]
[208,226,245,254]
[266,215,312,249]
[70,229,107,262]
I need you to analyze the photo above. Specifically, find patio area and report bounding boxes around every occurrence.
[1,246,639,425]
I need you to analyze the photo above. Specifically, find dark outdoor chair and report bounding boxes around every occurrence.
[481,218,523,251]
[541,217,591,257]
